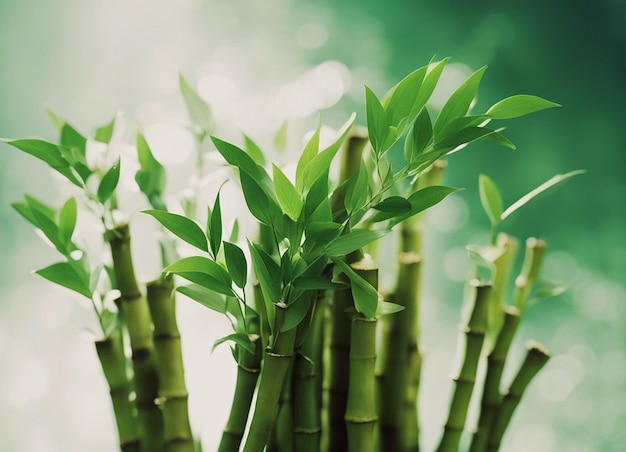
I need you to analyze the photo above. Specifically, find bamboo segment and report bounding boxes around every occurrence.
[330,131,369,221]
[514,238,546,312]
[243,303,297,452]
[437,281,492,452]
[469,306,521,452]
[107,223,163,451]
[486,342,551,452]
[345,259,378,452]
[95,329,140,452]
[147,279,194,452]
[487,234,519,336]
[271,362,294,452]
[378,252,421,451]
[219,339,262,452]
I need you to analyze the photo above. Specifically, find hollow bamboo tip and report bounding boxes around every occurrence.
[469,278,491,289]
[526,237,546,250]
[275,301,288,310]
[503,305,520,317]
[350,254,377,272]
[525,340,551,358]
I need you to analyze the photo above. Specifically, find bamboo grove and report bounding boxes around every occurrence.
[3,58,582,451]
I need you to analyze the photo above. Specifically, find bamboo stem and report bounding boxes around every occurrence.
[107,224,163,451]
[95,328,140,452]
[219,339,262,452]
[486,342,550,452]
[243,302,297,452]
[513,238,545,313]
[469,306,521,452]
[147,278,194,452]
[345,259,378,452]
[437,281,491,452]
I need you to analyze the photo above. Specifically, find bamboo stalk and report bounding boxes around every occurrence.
[95,328,140,452]
[219,338,262,452]
[243,302,297,452]
[147,278,194,452]
[469,306,521,452]
[486,342,551,451]
[345,258,378,452]
[514,238,546,313]
[378,252,421,451]
[437,281,491,452]
[270,361,294,452]
[106,223,163,451]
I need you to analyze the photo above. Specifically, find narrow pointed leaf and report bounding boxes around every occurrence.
[332,257,378,319]
[389,185,461,227]
[486,95,561,120]
[164,256,233,295]
[383,65,428,131]
[136,133,166,201]
[273,164,303,221]
[60,123,87,156]
[177,284,227,313]
[58,197,77,246]
[324,229,388,257]
[292,276,349,291]
[404,108,433,162]
[377,301,405,315]
[282,296,312,332]
[223,242,247,289]
[243,134,266,165]
[372,196,412,213]
[479,174,503,227]
[180,74,212,132]
[213,333,255,355]
[143,210,208,252]
[365,85,388,153]
[97,159,120,204]
[209,191,223,257]
[295,124,321,193]
[95,117,116,144]
[36,262,92,298]
[501,170,585,220]
[414,58,448,115]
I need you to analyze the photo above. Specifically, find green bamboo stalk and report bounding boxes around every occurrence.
[345,258,378,452]
[106,223,163,451]
[147,278,194,452]
[253,283,271,351]
[270,362,294,452]
[514,238,546,313]
[486,342,551,452]
[324,131,368,452]
[437,281,492,452]
[378,252,421,451]
[218,339,262,452]
[243,302,297,452]
[469,306,521,452]
[95,328,140,452]
[486,234,519,335]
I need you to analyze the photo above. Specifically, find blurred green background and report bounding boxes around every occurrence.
[1,0,624,450]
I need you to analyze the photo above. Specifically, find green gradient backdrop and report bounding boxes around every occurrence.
[1,0,624,450]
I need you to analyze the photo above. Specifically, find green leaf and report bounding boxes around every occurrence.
[209,191,223,258]
[414,58,448,114]
[404,108,433,162]
[46,108,65,131]
[180,74,212,133]
[300,113,356,192]
[97,159,120,204]
[164,256,233,296]
[295,124,321,193]
[248,242,281,331]
[274,120,288,152]
[143,210,208,252]
[100,309,119,337]
[3,139,83,187]
[282,296,312,332]
[273,164,303,221]
[243,134,266,166]
[60,123,87,156]
[135,133,166,202]
[213,333,255,355]
[377,301,405,316]
[95,117,116,143]
[58,197,77,247]
[479,130,516,150]
[292,276,348,291]
[434,66,487,136]
[486,95,561,120]
[388,185,461,227]
[332,257,378,319]
[435,126,500,151]
[344,162,369,214]
[528,280,568,307]
[479,174,503,228]
[466,244,505,273]
[223,242,248,289]
[211,136,261,178]
[177,284,227,313]
[372,196,412,214]
[383,65,428,132]
[501,170,585,221]
[36,261,92,298]
[324,229,388,257]
[240,171,278,226]
[27,201,66,254]
[365,85,388,153]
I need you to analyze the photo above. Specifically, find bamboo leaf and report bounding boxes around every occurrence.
[274,120,288,152]
[243,134,266,166]
[434,66,487,136]
[344,162,369,214]
[97,159,120,204]
[528,280,568,307]
[213,333,255,355]
[249,242,281,331]
[180,74,212,133]
[292,276,349,291]
[501,170,585,221]
[404,108,433,163]
[273,164,303,221]
[377,301,405,315]
[58,197,77,247]
[60,123,87,157]
[486,95,561,120]
[2,139,83,187]
[383,65,428,132]
[282,295,312,332]
[414,58,448,115]
[466,244,505,272]
[135,133,166,202]
[223,242,248,289]
[435,126,500,151]
[332,257,378,319]
[95,116,116,144]
[164,256,233,296]
[211,136,260,178]
[240,171,278,226]
[324,229,388,257]
[295,123,321,193]
[143,210,208,252]
[36,261,92,298]
[209,191,223,258]
[388,185,461,227]
[479,174,503,228]
[177,284,227,313]
[365,85,388,154]
[372,196,412,214]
